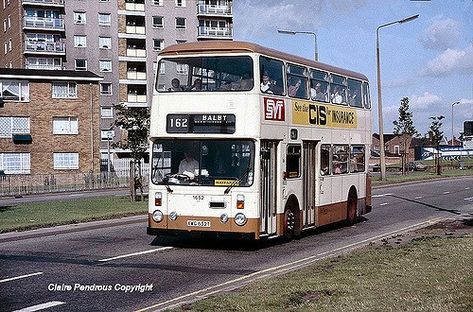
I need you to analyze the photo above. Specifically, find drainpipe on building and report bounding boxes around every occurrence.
[89,83,94,173]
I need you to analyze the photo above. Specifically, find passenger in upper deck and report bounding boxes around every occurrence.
[260,71,274,94]
[169,78,184,92]
[188,78,202,91]
[239,72,253,90]
[288,77,302,97]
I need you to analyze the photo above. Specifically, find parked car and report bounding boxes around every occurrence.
[407,161,427,171]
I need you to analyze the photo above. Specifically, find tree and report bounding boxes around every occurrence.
[393,97,417,175]
[113,103,150,200]
[428,115,445,175]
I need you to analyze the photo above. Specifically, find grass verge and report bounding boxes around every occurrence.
[0,196,147,233]
[372,168,473,186]
[174,219,473,312]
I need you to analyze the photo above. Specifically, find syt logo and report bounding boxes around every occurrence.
[309,104,327,125]
[264,97,285,121]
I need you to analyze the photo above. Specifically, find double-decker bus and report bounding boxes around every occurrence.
[148,41,372,240]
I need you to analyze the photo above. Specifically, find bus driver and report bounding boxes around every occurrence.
[179,152,199,174]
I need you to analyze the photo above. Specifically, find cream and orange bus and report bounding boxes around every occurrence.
[148,41,372,240]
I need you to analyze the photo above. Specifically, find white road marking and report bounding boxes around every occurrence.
[98,247,173,262]
[466,187,471,190]
[13,301,65,312]
[443,191,450,195]
[135,217,443,312]
[379,202,389,206]
[372,193,392,198]
[415,196,423,199]
[0,272,43,283]
[464,197,473,202]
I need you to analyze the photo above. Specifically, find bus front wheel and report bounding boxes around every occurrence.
[283,208,295,240]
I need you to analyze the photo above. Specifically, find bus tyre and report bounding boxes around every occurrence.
[347,191,357,225]
[284,208,295,240]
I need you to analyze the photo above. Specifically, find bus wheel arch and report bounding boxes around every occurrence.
[347,186,358,225]
[283,195,301,240]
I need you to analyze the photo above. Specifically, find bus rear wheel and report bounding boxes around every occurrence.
[283,208,295,240]
[347,192,357,225]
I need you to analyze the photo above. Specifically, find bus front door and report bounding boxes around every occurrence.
[303,141,318,227]
[260,141,278,236]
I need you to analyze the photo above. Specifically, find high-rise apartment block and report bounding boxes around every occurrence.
[0,0,233,161]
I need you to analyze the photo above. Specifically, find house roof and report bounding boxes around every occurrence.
[372,133,397,142]
[0,68,103,82]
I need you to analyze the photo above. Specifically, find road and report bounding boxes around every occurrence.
[1,177,472,312]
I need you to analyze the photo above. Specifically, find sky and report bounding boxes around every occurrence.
[233,0,473,139]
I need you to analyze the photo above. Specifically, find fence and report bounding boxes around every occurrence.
[0,160,150,197]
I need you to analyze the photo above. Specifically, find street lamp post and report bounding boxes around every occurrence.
[376,14,419,181]
[451,101,460,145]
[277,29,318,61]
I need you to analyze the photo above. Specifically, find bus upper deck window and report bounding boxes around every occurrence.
[259,56,284,95]
[330,74,347,105]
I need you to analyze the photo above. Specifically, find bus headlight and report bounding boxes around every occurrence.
[234,213,247,226]
[220,213,229,224]
[152,210,164,223]
[169,211,178,221]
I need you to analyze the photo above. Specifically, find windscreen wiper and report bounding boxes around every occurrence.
[224,167,250,195]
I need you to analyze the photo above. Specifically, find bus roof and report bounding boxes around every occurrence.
[159,41,369,81]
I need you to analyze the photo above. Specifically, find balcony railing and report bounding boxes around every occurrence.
[126,48,146,58]
[197,4,232,16]
[22,0,65,6]
[126,25,146,35]
[127,94,147,103]
[26,63,63,70]
[127,71,147,80]
[24,40,65,53]
[23,16,64,30]
[198,26,232,38]
[125,3,145,11]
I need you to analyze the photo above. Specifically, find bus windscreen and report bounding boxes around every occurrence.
[156,56,254,92]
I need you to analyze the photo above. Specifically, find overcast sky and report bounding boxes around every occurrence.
[233,0,473,138]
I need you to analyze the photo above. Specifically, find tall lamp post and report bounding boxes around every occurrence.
[376,14,419,180]
[277,29,318,61]
[451,101,460,145]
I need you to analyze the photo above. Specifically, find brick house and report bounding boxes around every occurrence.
[371,133,415,164]
[0,68,102,175]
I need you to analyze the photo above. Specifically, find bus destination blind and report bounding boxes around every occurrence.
[167,114,236,134]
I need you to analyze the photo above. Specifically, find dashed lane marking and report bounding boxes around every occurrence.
[0,272,43,283]
[443,191,450,195]
[464,197,473,202]
[372,193,392,198]
[415,196,422,199]
[379,202,389,206]
[12,301,65,312]
[98,247,173,262]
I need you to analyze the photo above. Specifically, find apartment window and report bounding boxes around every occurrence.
[0,117,30,138]
[53,153,79,170]
[73,12,86,24]
[0,80,29,101]
[101,130,114,141]
[175,0,186,7]
[7,39,11,52]
[153,0,163,5]
[3,42,7,54]
[0,153,30,174]
[7,16,10,28]
[98,13,111,26]
[52,82,77,98]
[75,59,87,71]
[26,57,61,70]
[3,19,6,32]
[99,37,111,49]
[99,60,112,72]
[176,17,186,28]
[74,35,87,47]
[152,16,164,28]
[100,106,113,118]
[99,0,110,2]
[153,39,164,51]
[176,40,186,44]
[100,83,112,95]
[53,117,78,135]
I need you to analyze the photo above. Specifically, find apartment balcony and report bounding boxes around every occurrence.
[23,16,64,31]
[126,25,145,35]
[197,4,232,16]
[126,48,146,58]
[22,0,65,8]
[26,63,63,70]
[197,26,232,39]
[125,3,144,11]
[127,70,146,80]
[24,40,65,54]
[127,94,147,103]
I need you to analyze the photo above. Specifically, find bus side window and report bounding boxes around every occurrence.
[330,74,347,105]
[332,145,349,174]
[350,145,365,173]
[286,145,301,178]
[320,144,331,175]
[259,56,285,95]
[347,79,362,108]
[287,64,308,99]
[362,82,371,109]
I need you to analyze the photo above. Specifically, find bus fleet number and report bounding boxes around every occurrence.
[169,118,188,128]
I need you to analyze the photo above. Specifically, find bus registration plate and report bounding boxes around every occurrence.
[187,220,211,228]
